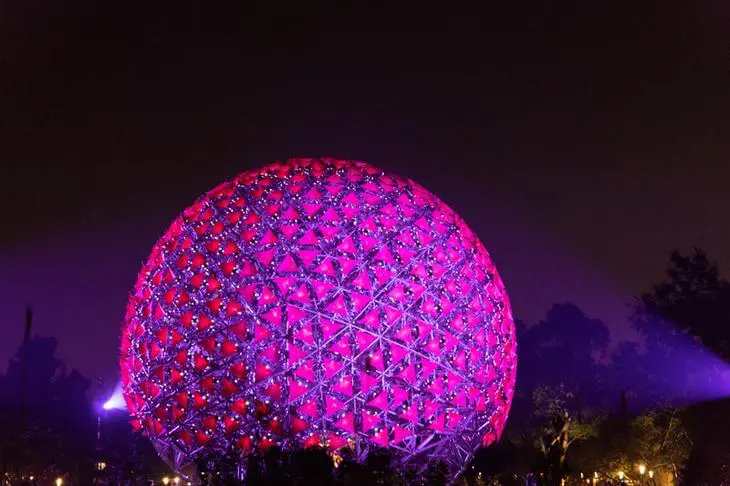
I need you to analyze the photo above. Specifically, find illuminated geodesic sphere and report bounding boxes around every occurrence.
[120,158,516,477]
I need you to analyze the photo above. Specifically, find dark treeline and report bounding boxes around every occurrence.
[1,249,729,485]
[194,446,451,486]
[0,333,95,483]
[0,322,167,484]
[481,249,730,485]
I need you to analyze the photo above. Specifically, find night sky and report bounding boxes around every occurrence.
[2,2,729,387]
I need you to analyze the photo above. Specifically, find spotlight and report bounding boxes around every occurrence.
[102,382,126,411]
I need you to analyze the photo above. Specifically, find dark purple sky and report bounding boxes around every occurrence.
[1,2,729,385]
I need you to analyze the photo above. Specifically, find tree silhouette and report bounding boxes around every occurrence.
[181,445,456,485]
[626,250,730,406]
[518,303,610,415]
[567,407,691,484]
[633,249,730,360]
[0,335,95,482]
[473,250,730,484]
[531,384,601,484]
[629,249,730,483]
[483,303,610,484]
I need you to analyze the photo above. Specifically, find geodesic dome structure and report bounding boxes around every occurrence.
[120,158,516,478]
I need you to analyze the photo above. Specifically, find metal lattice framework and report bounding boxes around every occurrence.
[120,158,516,478]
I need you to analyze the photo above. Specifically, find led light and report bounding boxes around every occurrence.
[121,158,516,479]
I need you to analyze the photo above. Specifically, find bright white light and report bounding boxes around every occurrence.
[102,382,127,411]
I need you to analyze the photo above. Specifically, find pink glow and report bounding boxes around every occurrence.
[120,158,516,477]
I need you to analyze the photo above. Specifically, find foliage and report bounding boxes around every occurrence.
[482,250,730,484]
[530,385,601,483]
[4,248,730,484]
[629,409,691,474]
[630,249,730,482]
[567,407,691,484]
[504,304,610,484]
[629,249,730,403]
[633,249,730,359]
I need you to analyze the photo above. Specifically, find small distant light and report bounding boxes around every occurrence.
[55,478,64,486]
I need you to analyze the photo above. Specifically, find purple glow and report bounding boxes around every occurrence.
[634,316,730,405]
[103,382,127,411]
[119,158,517,477]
